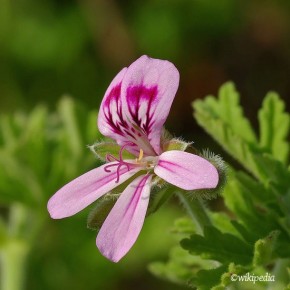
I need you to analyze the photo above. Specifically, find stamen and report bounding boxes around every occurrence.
[103,143,136,183]
[106,154,119,162]
[115,163,130,183]
[138,149,144,161]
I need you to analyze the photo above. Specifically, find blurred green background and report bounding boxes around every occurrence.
[1,0,290,289]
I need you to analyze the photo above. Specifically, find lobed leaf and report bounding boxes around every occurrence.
[180,226,252,265]
[258,92,290,164]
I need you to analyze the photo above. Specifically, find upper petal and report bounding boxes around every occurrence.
[96,174,152,262]
[98,68,128,145]
[98,55,179,156]
[47,162,141,219]
[154,151,219,190]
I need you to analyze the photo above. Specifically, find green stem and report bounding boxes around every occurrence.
[176,191,212,234]
[0,203,34,290]
[0,240,29,290]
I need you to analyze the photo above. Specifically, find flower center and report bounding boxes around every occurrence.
[103,145,157,183]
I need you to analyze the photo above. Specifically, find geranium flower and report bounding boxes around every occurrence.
[47,55,219,262]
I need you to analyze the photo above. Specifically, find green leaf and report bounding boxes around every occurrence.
[189,265,228,290]
[223,170,281,240]
[149,246,214,286]
[193,82,256,144]
[209,212,239,235]
[170,217,196,235]
[181,226,252,265]
[193,82,268,181]
[234,171,272,204]
[258,92,290,164]
[57,96,84,158]
[0,153,43,205]
[253,231,280,267]
[219,263,250,288]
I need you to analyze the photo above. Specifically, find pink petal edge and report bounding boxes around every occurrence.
[47,163,141,219]
[154,150,219,190]
[96,174,152,262]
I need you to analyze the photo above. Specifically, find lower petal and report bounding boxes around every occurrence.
[47,163,141,219]
[154,150,219,190]
[96,174,152,262]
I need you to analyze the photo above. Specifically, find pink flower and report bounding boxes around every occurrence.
[47,55,219,262]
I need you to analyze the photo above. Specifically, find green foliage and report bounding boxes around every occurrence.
[181,226,252,265]
[258,92,290,164]
[253,231,280,267]
[0,97,99,206]
[151,83,290,289]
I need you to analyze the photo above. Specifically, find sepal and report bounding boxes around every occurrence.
[88,140,135,162]
[87,194,118,231]
[187,149,227,200]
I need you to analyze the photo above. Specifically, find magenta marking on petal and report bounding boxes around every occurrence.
[96,174,152,262]
[74,165,130,200]
[126,174,152,212]
[126,85,158,135]
[103,83,129,137]
[124,174,150,216]
[157,160,180,173]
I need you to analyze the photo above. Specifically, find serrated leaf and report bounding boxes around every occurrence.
[193,83,290,189]
[181,226,252,265]
[223,171,281,240]
[193,82,276,182]
[193,82,256,143]
[258,92,290,164]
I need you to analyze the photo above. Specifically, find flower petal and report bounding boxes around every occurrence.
[47,163,141,219]
[154,151,219,190]
[96,174,152,262]
[98,55,179,156]
[98,67,128,146]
